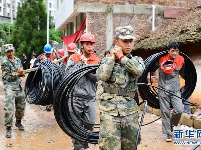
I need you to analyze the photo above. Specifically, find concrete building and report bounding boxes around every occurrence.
[0,0,57,23]
[0,0,22,23]
[44,0,57,23]
[55,0,200,57]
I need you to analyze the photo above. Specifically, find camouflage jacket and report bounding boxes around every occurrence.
[1,56,23,91]
[96,54,145,116]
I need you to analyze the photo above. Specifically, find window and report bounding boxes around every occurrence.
[7,13,10,16]
[0,7,1,12]
[67,22,74,36]
[76,13,86,30]
[49,3,51,8]
[7,3,10,8]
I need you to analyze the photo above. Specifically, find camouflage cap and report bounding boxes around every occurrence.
[4,44,15,52]
[115,26,135,40]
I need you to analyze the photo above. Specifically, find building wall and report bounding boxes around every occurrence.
[75,0,201,7]
[72,0,201,56]
[87,11,163,58]
[87,12,106,58]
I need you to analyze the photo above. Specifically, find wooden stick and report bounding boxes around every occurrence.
[10,54,70,76]
[54,54,69,64]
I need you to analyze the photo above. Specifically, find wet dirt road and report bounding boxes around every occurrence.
[0,74,200,150]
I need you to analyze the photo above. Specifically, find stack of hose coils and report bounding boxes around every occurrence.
[138,50,197,109]
[25,59,64,105]
[54,64,100,144]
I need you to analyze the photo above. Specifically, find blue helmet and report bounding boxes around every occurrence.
[44,44,52,53]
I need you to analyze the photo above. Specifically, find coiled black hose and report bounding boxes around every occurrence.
[138,50,197,109]
[54,64,148,147]
[25,59,64,105]
[54,64,99,144]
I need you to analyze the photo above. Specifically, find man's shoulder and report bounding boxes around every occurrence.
[71,54,81,62]
[15,56,21,61]
[90,54,100,64]
[15,57,22,63]
[178,54,184,60]
[1,56,9,64]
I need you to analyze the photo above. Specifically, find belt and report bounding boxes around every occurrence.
[104,87,135,97]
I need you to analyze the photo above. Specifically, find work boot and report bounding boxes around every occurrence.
[15,120,24,131]
[6,126,12,138]
[46,105,52,111]
[82,142,89,150]
[166,134,173,142]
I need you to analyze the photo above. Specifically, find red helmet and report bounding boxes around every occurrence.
[79,33,96,43]
[67,43,77,52]
[160,60,175,74]
[57,49,64,57]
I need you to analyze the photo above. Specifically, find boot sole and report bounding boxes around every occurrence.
[18,128,24,131]
[166,139,173,142]
[6,135,11,138]
[16,126,24,131]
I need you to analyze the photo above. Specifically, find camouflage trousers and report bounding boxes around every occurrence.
[99,112,141,150]
[4,88,26,127]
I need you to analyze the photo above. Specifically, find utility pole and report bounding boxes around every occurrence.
[9,0,13,37]
[152,4,155,32]
[47,0,49,44]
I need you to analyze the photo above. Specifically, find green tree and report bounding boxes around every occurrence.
[10,0,47,58]
[49,15,63,45]
[0,22,13,46]
[50,28,63,44]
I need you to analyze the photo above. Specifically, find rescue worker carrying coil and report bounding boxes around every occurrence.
[40,44,55,61]
[40,44,55,111]
[57,43,76,71]
[152,41,185,142]
[65,33,100,150]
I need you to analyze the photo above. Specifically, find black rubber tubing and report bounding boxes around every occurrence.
[138,50,197,109]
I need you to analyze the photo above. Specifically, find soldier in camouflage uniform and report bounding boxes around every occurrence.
[1,44,26,138]
[96,26,145,150]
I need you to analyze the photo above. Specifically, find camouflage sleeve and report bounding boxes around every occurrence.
[120,56,145,78]
[96,57,115,81]
[18,58,23,68]
[1,62,17,81]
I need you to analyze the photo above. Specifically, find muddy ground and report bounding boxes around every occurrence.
[0,73,200,150]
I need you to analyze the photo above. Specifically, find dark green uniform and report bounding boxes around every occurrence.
[1,56,26,127]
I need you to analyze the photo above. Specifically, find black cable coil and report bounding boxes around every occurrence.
[54,64,100,144]
[138,50,197,109]
[25,59,64,105]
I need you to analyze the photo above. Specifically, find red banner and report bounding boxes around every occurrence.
[63,19,86,45]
